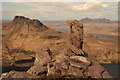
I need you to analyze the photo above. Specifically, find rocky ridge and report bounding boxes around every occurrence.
[12,16,47,28]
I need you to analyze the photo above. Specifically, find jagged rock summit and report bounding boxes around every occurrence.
[5,16,47,33]
[12,16,47,28]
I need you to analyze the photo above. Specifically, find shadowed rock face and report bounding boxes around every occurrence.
[66,19,83,49]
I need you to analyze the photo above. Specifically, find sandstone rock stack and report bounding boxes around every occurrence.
[66,20,83,49]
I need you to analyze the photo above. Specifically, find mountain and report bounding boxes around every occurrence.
[4,16,47,37]
[81,18,112,23]
[2,16,67,54]
[2,16,48,52]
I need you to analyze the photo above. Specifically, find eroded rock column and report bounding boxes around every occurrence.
[66,19,83,49]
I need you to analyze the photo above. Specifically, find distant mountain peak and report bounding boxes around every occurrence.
[81,18,112,23]
[12,16,47,28]
[13,16,30,23]
[4,16,48,41]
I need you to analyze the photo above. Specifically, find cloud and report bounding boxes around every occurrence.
[2,2,118,21]
[71,2,109,11]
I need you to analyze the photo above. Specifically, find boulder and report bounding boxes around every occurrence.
[54,49,69,62]
[88,61,113,78]
[70,56,90,66]
[66,45,85,56]
[27,66,47,76]
[34,45,52,66]
[67,66,84,77]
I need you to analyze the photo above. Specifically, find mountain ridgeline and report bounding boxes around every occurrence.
[12,16,47,28]
[5,16,47,32]
[81,18,112,23]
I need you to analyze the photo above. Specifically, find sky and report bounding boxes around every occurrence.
[2,2,118,21]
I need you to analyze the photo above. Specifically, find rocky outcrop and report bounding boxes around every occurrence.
[27,45,52,76]
[46,20,112,78]
[47,54,112,78]
[34,45,52,66]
